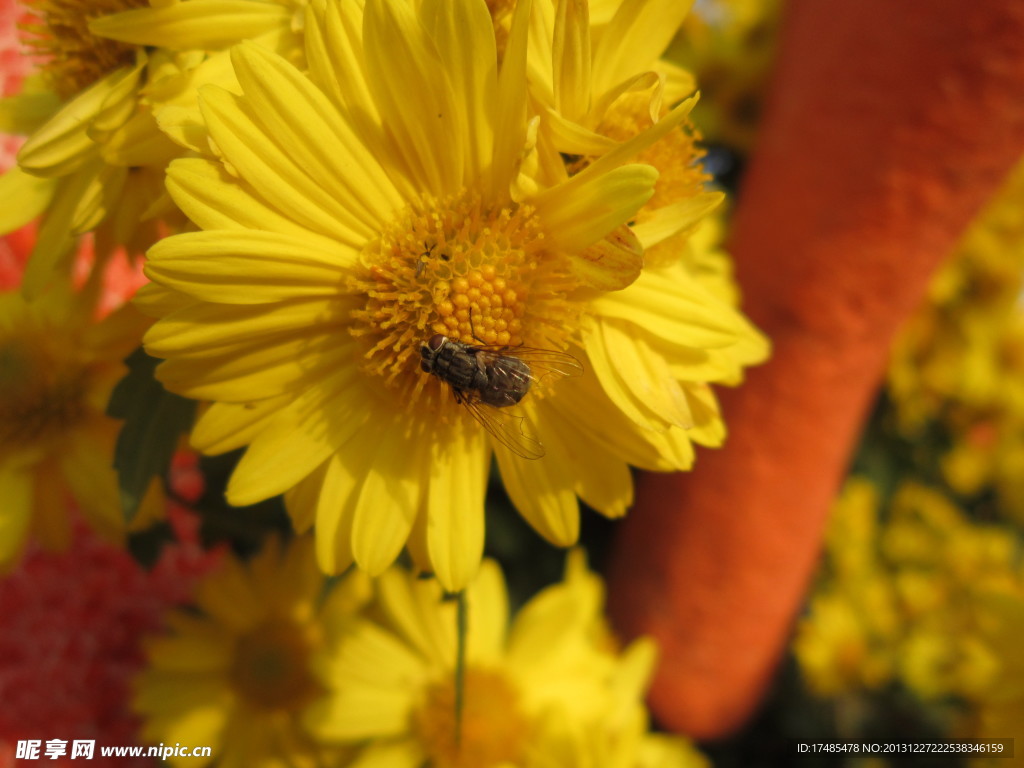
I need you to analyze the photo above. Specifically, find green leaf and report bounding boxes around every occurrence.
[107,347,196,523]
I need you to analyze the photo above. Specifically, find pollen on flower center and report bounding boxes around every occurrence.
[21,0,149,99]
[0,334,88,451]
[228,620,321,712]
[350,191,574,405]
[412,667,529,768]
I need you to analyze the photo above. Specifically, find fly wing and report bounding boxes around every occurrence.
[458,395,545,460]
[488,347,584,392]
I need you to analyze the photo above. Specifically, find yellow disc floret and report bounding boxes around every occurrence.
[350,191,576,401]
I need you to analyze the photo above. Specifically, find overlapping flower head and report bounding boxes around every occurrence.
[0,260,161,570]
[135,534,370,768]
[302,550,707,768]
[0,0,307,295]
[138,0,768,590]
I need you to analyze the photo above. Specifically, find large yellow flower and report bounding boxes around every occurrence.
[135,534,370,768]
[0,273,157,569]
[0,0,307,295]
[140,0,767,590]
[305,552,707,768]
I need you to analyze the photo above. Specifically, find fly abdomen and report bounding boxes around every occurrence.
[479,356,531,407]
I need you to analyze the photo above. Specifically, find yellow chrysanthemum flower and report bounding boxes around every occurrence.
[0,274,157,569]
[305,551,705,768]
[0,0,307,295]
[135,535,371,768]
[530,0,722,268]
[139,0,767,590]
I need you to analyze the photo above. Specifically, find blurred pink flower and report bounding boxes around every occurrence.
[0,510,222,766]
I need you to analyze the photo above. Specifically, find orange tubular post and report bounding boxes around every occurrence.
[608,0,1024,740]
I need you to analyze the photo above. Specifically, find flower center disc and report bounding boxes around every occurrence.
[0,334,88,452]
[229,620,320,712]
[412,667,529,768]
[21,0,149,98]
[350,192,573,408]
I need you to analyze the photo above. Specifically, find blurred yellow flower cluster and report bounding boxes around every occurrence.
[138,538,709,768]
[796,479,1024,723]
[888,158,1024,521]
[663,0,783,149]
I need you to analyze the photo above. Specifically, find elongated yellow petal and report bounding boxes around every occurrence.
[349,417,421,575]
[155,333,344,402]
[230,42,404,231]
[146,230,359,304]
[305,622,420,739]
[425,421,489,591]
[362,0,460,196]
[631,190,724,248]
[89,1,291,49]
[421,0,497,187]
[19,63,143,177]
[494,424,579,546]
[166,157,323,237]
[191,397,291,455]
[591,0,695,98]
[145,298,348,355]
[227,363,370,505]
[489,0,532,202]
[534,162,656,254]
[0,167,57,235]
[199,85,368,246]
[552,0,591,121]
[589,268,753,349]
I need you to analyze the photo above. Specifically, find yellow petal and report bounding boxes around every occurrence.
[166,157,324,237]
[19,64,143,177]
[230,42,404,232]
[198,85,368,246]
[144,297,348,355]
[349,415,422,575]
[494,413,579,546]
[552,0,592,121]
[0,167,57,235]
[362,0,460,195]
[535,162,657,256]
[488,0,532,202]
[421,0,497,186]
[305,622,420,740]
[569,223,643,291]
[89,1,291,49]
[632,190,724,249]
[425,420,489,591]
[591,0,695,98]
[226,363,369,505]
[146,229,358,304]
[191,398,289,455]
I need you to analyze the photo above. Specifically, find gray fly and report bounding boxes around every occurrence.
[419,334,583,459]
